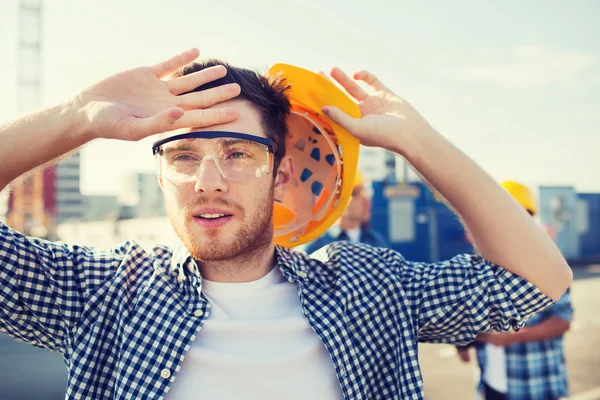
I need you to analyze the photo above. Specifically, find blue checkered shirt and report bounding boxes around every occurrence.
[474,289,573,400]
[0,222,553,399]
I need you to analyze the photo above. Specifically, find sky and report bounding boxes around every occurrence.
[0,0,599,195]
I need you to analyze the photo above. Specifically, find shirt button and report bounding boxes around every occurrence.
[297,271,307,279]
[194,310,204,317]
[160,368,171,379]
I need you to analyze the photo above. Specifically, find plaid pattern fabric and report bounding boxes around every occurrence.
[475,289,573,400]
[0,222,554,399]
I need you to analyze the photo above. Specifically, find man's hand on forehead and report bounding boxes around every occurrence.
[75,48,242,142]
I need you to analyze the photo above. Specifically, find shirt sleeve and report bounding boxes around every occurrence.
[0,222,122,353]
[542,287,574,322]
[377,248,556,345]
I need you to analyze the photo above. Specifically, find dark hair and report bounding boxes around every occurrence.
[174,60,291,175]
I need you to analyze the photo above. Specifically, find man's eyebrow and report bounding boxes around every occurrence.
[161,141,199,152]
[219,138,250,147]
[160,137,263,154]
[218,138,264,148]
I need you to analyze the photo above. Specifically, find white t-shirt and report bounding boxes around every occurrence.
[482,343,508,393]
[165,266,343,400]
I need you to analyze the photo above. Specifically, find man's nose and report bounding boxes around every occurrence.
[194,158,228,194]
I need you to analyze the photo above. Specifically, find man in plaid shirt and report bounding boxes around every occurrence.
[457,181,573,400]
[0,49,572,399]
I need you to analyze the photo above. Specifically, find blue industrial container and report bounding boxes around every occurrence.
[368,182,600,264]
[370,181,470,263]
[576,193,600,261]
[538,186,580,260]
[435,203,473,261]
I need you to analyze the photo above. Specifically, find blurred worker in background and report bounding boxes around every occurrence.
[457,180,574,400]
[305,169,388,253]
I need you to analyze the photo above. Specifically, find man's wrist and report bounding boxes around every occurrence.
[390,120,438,165]
[62,97,94,144]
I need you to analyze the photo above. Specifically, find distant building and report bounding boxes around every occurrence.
[118,172,165,218]
[6,153,85,237]
[358,145,420,184]
[84,195,119,221]
[55,153,85,223]
[358,146,388,181]
[7,167,57,238]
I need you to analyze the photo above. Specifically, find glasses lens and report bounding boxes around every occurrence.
[156,137,272,182]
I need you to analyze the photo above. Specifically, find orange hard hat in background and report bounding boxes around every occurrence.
[353,169,365,188]
[500,180,537,216]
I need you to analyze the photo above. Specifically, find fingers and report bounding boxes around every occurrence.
[175,83,241,110]
[329,67,369,101]
[171,107,239,130]
[126,107,186,138]
[126,106,239,139]
[457,349,471,363]
[150,48,200,79]
[322,106,363,138]
[353,70,391,92]
[166,65,229,95]
[327,67,392,100]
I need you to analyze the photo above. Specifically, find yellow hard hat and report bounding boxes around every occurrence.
[268,63,361,247]
[501,180,537,216]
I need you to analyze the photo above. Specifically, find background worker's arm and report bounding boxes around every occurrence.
[0,48,240,192]
[477,288,574,345]
[321,67,572,302]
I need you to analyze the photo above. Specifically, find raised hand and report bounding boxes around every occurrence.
[321,67,429,154]
[74,48,241,141]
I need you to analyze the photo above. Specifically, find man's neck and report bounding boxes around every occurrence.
[340,220,361,231]
[198,243,278,283]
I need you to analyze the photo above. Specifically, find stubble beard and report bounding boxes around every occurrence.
[168,189,275,268]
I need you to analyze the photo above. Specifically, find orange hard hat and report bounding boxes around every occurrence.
[268,64,361,247]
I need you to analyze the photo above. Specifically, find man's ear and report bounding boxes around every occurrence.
[273,156,293,200]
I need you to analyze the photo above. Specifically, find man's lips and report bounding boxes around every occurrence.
[192,208,234,229]
[193,207,234,217]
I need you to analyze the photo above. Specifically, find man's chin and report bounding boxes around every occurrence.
[189,216,235,232]
[185,239,241,261]
[183,227,273,262]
